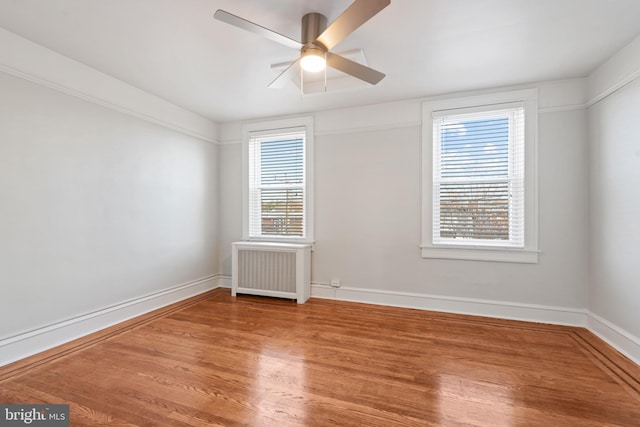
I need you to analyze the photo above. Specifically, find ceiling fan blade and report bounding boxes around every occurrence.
[316,0,390,50]
[214,10,302,50]
[326,52,385,85]
[268,57,302,89]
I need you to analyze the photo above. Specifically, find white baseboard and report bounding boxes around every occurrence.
[0,275,220,367]
[8,275,636,369]
[216,275,232,288]
[587,311,640,366]
[311,284,588,327]
[311,284,640,366]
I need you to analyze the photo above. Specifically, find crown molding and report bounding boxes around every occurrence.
[0,28,218,143]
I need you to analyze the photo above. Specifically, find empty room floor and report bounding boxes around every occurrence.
[1,288,639,426]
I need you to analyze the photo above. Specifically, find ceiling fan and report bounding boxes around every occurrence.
[214,0,390,89]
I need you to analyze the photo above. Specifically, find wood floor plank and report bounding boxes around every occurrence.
[0,289,226,383]
[1,289,639,426]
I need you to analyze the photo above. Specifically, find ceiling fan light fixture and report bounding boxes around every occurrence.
[300,47,326,72]
[215,0,390,86]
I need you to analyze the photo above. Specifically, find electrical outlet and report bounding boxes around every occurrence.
[330,279,341,288]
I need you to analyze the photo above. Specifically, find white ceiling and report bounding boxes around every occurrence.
[0,0,639,123]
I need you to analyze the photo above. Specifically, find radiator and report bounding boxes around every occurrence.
[231,241,311,303]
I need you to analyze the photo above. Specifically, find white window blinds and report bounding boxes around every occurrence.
[248,127,306,239]
[432,104,525,247]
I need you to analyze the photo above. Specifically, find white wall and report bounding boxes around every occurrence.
[0,29,221,366]
[219,80,589,323]
[588,41,640,341]
[219,143,243,276]
[0,71,219,364]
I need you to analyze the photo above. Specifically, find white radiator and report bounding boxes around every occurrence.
[231,241,311,303]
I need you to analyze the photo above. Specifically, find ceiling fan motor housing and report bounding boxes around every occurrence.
[302,12,328,52]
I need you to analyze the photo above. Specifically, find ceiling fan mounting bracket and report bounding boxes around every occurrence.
[301,12,328,45]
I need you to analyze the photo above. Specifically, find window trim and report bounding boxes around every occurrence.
[242,116,314,243]
[421,89,539,263]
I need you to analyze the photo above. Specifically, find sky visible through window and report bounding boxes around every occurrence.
[440,117,509,178]
[260,137,304,184]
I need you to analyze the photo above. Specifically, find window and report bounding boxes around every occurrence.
[421,89,538,263]
[242,117,313,242]
[434,106,524,246]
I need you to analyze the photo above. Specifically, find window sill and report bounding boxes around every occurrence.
[420,245,539,264]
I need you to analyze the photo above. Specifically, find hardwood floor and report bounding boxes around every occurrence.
[1,288,639,426]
